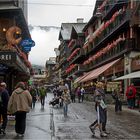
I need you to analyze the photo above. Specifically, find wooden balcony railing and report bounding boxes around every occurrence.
[84,9,131,56]
[69,48,85,64]
[84,38,135,71]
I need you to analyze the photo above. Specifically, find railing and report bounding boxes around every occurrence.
[95,9,131,47]
[69,48,85,64]
[102,0,127,20]
[70,40,83,53]
[84,38,135,71]
[84,9,131,57]
[68,64,85,77]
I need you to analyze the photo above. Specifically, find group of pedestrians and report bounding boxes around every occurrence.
[30,86,47,109]
[0,81,32,137]
[50,82,71,117]
[71,86,85,103]
[0,81,48,137]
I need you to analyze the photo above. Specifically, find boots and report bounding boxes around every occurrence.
[89,125,95,136]
[0,128,6,135]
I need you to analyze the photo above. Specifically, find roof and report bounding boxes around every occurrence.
[83,0,104,31]
[58,23,86,40]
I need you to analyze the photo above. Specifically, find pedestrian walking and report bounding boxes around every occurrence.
[8,82,32,137]
[89,82,108,137]
[126,83,136,109]
[30,86,38,109]
[76,87,81,103]
[71,88,76,103]
[61,87,71,117]
[39,86,46,109]
[80,86,85,102]
[0,82,9,135]
[112,88,122,113]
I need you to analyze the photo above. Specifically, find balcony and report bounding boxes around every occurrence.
[70,40,83,52]
[86,9,131,56]
[69,48,85,64]
[102,0,128,20]
[68,64,85,77]
[61,70,67,78]
[84,38,135,71]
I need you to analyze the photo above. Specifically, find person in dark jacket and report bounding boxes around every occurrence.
[112,88,122,112]
[0,82,9,134]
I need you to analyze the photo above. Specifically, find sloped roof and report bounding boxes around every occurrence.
[58,23,86,40]
[83,0,104,31]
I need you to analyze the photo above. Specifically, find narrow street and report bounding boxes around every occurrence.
[1,93,140,140]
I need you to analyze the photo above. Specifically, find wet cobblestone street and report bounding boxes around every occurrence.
[1,93,140,140]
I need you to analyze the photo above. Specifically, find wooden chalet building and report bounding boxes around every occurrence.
[74,0,140,98]
[58,19,86,88]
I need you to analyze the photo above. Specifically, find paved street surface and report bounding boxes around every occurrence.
[1,92,140,140]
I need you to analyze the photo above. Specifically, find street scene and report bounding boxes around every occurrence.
[0,0,140,140]
[1,93,140,140]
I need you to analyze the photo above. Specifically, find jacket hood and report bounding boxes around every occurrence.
[15,87,24,94]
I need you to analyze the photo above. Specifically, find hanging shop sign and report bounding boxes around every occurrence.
[21,39,35,47]
[20,39,35,52]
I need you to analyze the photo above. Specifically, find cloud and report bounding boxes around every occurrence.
[28,0,95,26]
[28,27,60,66]
[27,0,96,66]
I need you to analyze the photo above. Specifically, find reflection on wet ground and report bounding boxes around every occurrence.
[1,93,140,140]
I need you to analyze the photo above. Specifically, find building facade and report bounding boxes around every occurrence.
[0,0,32,94]
[57,0,140,101]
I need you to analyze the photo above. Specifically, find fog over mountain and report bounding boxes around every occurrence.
[28,25,60,67]
[28,25,60,32]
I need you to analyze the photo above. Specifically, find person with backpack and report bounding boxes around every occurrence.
[30,86,38,109]
[126,83,136,109]
[39,86,46,109]
[0,82,9,135]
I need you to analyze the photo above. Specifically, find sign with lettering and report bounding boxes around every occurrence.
[21,39,35,47]
[0,54,12,61]
[21,39,35,52]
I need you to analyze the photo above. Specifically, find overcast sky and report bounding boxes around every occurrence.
[28,0,96,66]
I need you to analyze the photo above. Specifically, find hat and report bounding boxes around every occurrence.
[0,82,7,87]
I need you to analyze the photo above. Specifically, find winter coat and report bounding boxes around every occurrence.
[0,89,9,112]
[126,85,136,99]
[8,87,32,114]
[62,91,71,104]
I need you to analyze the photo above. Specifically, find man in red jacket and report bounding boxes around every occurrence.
[126,83,136,109]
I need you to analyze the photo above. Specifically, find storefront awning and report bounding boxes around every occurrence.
[74,72,90,83]
[114,71,140,80]
[80,59,120,83]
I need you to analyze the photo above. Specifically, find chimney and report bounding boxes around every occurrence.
[77,18,84,23]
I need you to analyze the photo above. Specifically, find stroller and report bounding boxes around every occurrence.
[49,96,60,107]
[49,95,63,107]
